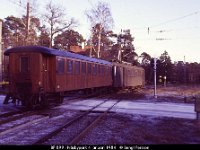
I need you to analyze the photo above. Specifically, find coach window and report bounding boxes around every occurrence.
[133,70,136,77]
[88,63,92,74]
[135,70,138,77]
[56,57,65,74]
[98,65,101,75]
[20,56,29,73]
[109,67,111,75]
[93,64,97,75]
[106,66,109,75]
[101,66,104,76]
[81,62,86,74]
[75,61,80,75]
[106,66,110,76]
[128,70,130,76]
[67,60,73,74]
[104,66,107,75]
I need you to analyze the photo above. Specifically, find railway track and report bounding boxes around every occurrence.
[34,98,120,145]
[0,93,108,125]
[0,111,37,125]
[0,109,27,118]
[0,95,83,121]
[0,96,85,141]
[0,94,115,145]
[0,112,50,137]
[70,99,120,145]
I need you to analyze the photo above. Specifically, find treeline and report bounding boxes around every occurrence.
[1,1,138,64]
[140,51,200,85]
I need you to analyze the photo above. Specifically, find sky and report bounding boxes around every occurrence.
[0,0,200,63]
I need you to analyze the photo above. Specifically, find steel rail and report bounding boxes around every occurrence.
[69,99,121,144]
[33,98,110,145]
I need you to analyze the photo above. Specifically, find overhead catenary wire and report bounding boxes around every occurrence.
[150,10,200,28]
[134,10,200,33]
[144,10,200,39]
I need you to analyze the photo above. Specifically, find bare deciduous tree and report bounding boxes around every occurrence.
[43,1,77,47]
[85,1,114,58]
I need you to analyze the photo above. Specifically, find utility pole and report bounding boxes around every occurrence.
[25,1,30,45]
[117,44,122,62]
[0,19,3,88]
[154,57,157,99]
[97,24,102,58]
[117,30,123,63]
[164,63,167,87]
[184,55,187,84]
[90,27,94,57]
[164,75,167,87]
[117,35,122,63]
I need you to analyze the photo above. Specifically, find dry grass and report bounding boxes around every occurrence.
[110,85,200,103]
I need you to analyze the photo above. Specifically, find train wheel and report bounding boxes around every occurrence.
[38,88,48,107]
[40,93,48,107]
[25,96,34,109]
[59,96,64,103]
[57,92,64,103]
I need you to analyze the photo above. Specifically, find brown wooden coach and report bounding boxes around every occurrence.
[112,62,145,89]
[4,46,112,108]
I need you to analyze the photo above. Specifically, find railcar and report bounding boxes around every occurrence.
[3,46,145,108]
[112,62,145,89]
[4,46,112,108]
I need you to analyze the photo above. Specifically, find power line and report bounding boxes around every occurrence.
[134,10,200,32]
[146,10,200,35]
[148,26,200,34]
[150,10,200,28]
[136,36,200,41]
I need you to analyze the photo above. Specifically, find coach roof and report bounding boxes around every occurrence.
[4,46,112,65]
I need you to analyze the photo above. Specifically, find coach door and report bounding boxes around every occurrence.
[42,56,50,92]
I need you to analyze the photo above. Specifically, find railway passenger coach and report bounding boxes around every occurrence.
[4,46,112,107]
[3,46,145,108]
[112,62,145,89]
